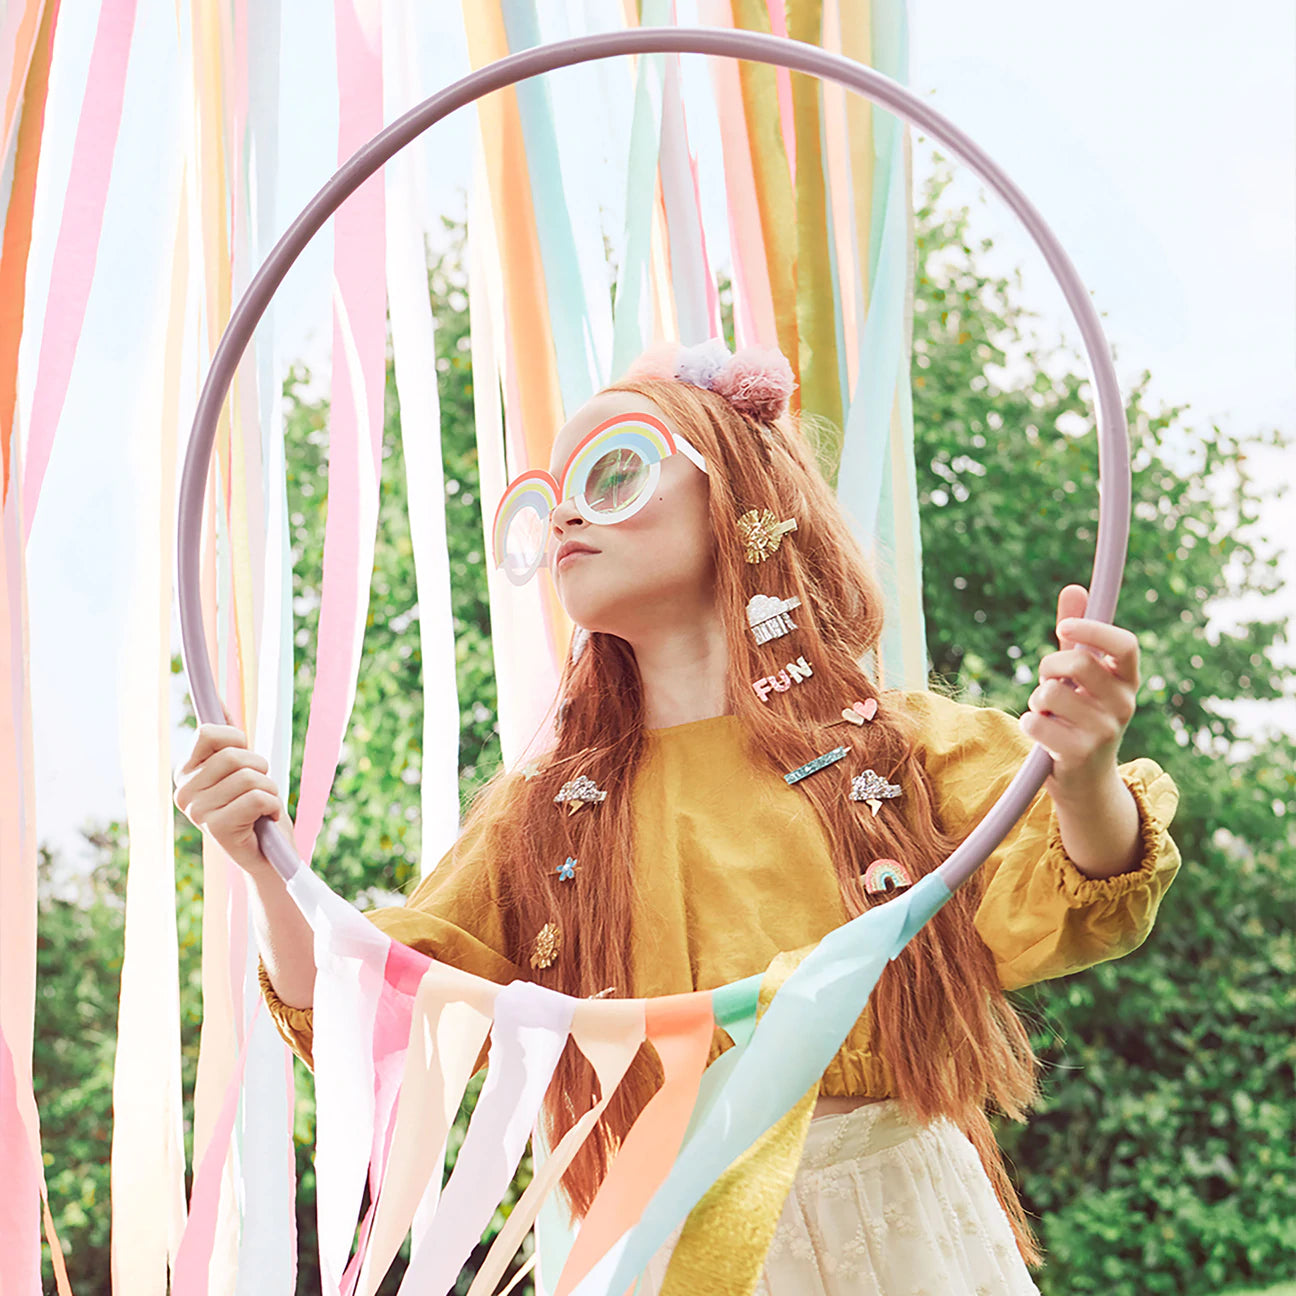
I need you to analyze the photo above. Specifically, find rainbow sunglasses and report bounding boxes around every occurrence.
[491,411,708,585]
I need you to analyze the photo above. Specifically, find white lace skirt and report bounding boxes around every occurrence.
[640,1100,1042,1296]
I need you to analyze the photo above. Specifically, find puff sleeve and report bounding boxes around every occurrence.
[900,689,1182,992]
[259,794,524,1070]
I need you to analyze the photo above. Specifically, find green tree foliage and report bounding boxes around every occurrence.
[37,179,1293,1293]
[911,165,1296,1292]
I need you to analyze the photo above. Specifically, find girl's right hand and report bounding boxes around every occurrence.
[173,722,292,877]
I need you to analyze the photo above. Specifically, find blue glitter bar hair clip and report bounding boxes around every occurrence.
[784,746,849,786]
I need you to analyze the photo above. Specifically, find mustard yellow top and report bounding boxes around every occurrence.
[260,689,1181,1093]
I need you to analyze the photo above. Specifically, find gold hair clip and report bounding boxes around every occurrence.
[737,509,798,564]
[530,922,562,970]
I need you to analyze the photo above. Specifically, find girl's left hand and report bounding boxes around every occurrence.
[1020,584,1140,797]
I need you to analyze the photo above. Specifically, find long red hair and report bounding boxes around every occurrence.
[459,379,1042,1263]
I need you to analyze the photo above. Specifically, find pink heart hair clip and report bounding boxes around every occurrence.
[830,698,878,727]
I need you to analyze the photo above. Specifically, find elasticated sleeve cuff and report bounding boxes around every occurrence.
[1044,762,1178,908]
[258,957,315,1071]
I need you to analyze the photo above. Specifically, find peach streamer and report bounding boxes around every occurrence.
[467,167,564,765]
[0,0,48,164]
[462,0,571,695]
[554,993,716,1296]
[0,0,58,501]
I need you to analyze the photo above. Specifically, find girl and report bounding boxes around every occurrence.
[175,340,1181,1294]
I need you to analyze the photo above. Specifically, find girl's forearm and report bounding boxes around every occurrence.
[247,833,317,1009]
[1049,767,1142,879]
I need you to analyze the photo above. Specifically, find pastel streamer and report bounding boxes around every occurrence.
[658,949,821,1296]
[288,866,392,1296]
[696,0,777,350]
[555,994,716,1295]
[594,873,952,1294]
[609,0,673,377]
[109,143,190,1296]
[527,1,617,395]
[184,14,250,1281]
[0,1027,38,1292]
[353,965,496,1296]
[463,0,572,749]
[171,1000,265,1293]
[214,5,300,1284]
[338,943,438,1294]
[465,997,647,1296]
[461,0,566,471]
[236,2,299,1286]
[789,0,846,470]
[658,55,715,346]
[833,0,926,687]
[384,0,462,870]
[533,975,759,1296]
[467,166,564,764]
[0,19,54,1293]
[731,0,800,387]
[291,0,385,869]
[22,0,137,540]
[399,981,575,1294]
[0,0,57,502]
[0,0,49,169]
[500,0,606,412]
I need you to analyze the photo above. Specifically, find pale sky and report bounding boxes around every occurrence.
[21,1,1296,867]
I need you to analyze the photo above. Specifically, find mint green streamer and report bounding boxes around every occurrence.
[832,0,928,688]
[501,0,605,412]
[572,872,953,1294]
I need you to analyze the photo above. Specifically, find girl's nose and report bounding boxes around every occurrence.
[550,496,584,537]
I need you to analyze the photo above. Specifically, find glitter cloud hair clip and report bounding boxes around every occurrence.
[623,337,797,424]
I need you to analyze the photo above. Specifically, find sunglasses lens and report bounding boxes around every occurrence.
[583,448,650,515]
[501,503,549,582]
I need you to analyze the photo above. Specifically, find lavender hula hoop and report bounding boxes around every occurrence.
[177,28,1131,890]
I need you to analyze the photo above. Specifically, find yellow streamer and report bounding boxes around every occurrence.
[789,0,844,481]
[659,946,822,1296]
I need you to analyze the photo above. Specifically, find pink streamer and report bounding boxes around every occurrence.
[697,0,776,347]
[22,0,137,539]
[293,0,385,863]
[0,1027,40,1294]
[339,944,429,1294]
[171,1002,265,1295]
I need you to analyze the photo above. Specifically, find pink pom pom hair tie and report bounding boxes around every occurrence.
[621,337,797,422]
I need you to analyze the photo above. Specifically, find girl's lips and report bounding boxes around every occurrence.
[556,547,597,570]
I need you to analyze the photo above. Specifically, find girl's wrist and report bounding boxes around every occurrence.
[1046,759,1123,813]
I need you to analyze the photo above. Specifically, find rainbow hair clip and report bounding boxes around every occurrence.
[863,858,913,895]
